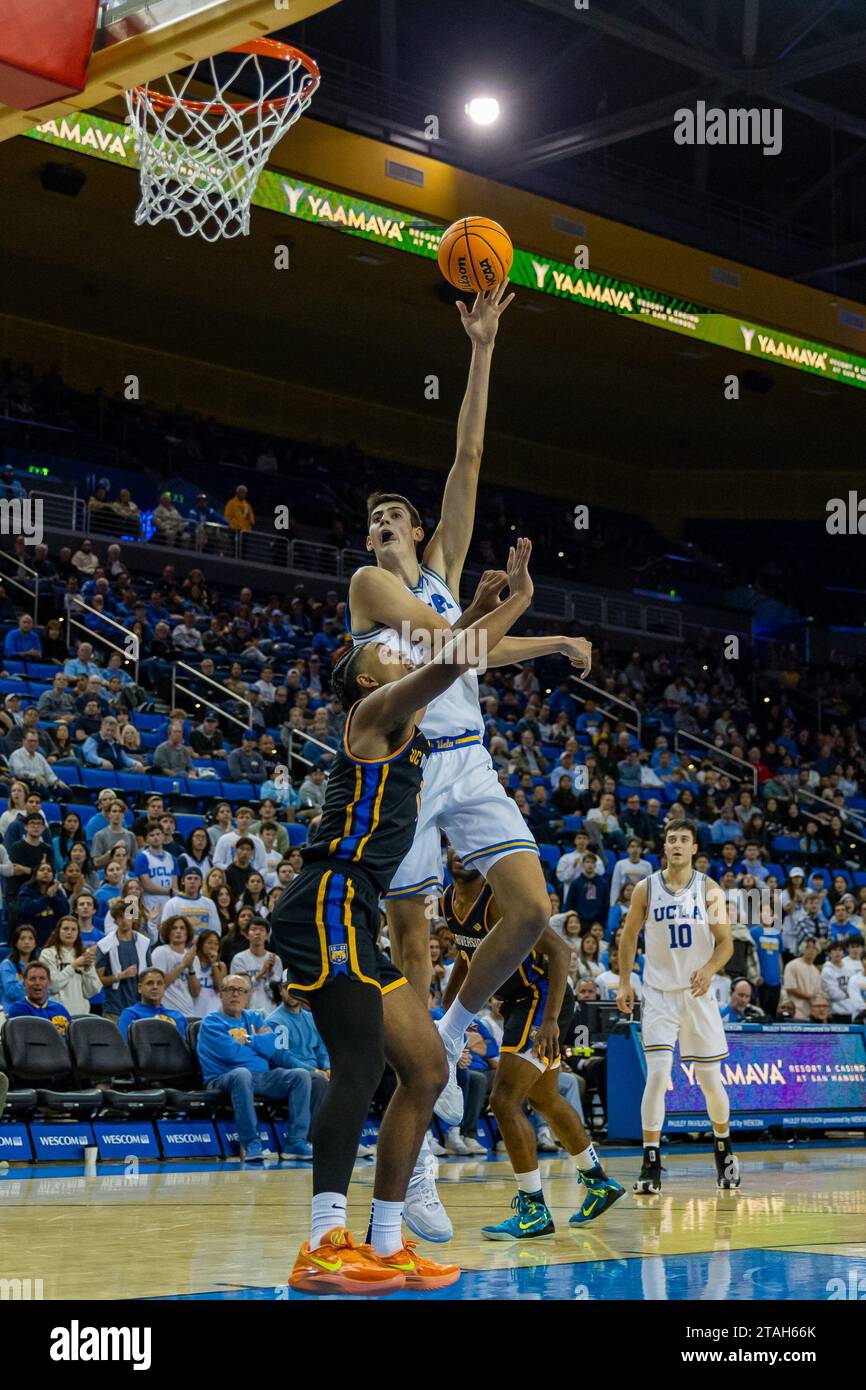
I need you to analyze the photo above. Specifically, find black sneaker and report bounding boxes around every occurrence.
[633,1146,662,1195]
[714,1139,741,1190]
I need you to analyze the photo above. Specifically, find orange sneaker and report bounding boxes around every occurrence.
[290,1228,407,1295]
[361,1240,461,1291]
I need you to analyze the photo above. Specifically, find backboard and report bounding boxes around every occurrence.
[0,0,341,143]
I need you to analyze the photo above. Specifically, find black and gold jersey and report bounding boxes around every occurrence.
[303,702,430,897]
[442,879,547,1004]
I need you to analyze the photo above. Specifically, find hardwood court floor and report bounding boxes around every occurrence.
[1,1146,864,1300]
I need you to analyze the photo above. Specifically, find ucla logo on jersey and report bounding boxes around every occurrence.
[328,944,349,964]
[430,593,454,614]
[653,904,702,921]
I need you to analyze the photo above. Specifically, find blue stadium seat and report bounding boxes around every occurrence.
[41,803,61,824]
[537,844,560,876]
[116,773,153,794]
[221,783,256,802]
[58,765,82,785]
[175,814,205,838]
[286,823,308,847]
[135,714,167,731]
[854,871,866,889]
[809,868,831,888]
[763,863,784,884]
[562,815,583,833]
[68,803,95,825]
[771,835,800,854]
[81,769,119,790]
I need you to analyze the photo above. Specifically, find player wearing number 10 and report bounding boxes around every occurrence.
[616,820,741,1195]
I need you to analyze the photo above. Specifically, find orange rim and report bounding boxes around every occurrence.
[131,38,320,116]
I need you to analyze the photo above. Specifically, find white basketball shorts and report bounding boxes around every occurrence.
[641,982,729,1064]
[383,739,539,899]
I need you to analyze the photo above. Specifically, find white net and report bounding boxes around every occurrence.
[124,40,320,242]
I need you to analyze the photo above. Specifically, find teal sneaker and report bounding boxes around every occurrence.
[569,1175,626,1226]
[481,1191,556,1241]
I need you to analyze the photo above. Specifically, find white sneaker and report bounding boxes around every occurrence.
[356,1143,377,1159]
[462,1136,487,1156]
[537,1125,558,1153]
[433,1022,465,1125]
[495,1138,508,1154]
[445,1127,470,1155]
[403,1152,453,1243]
[427,1131,447,1158]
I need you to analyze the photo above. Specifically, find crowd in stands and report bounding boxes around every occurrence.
[0,433,863,1150]
[5,354,866,630]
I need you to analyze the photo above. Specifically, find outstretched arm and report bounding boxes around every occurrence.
[356,540,533,739]
[423,281,515,593]
[485,634,592,677]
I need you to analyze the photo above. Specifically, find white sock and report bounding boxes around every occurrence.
[369,1198,405,1256]
[573,1144,601,1172]
[310,1192,347,1250]
[715,1130,730,1142]
[515,1168,543,1195]
[438,998,474,1051]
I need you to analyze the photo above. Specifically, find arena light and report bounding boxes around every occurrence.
[466,96,500,126]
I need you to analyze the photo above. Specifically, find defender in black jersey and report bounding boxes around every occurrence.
[442,849,625,1239]
[274,538,534,1296]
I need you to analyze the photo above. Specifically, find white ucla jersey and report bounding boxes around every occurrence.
[348,563,484,742]
[643,870,716,991]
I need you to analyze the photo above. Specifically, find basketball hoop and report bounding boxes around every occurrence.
[124,38,320,242]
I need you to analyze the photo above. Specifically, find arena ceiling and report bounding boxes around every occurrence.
[290,0,866,301]
[0,129,860,484]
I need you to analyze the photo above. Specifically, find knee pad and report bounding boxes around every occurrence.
[695,1063,729,1128]
[641,1050,673,1132]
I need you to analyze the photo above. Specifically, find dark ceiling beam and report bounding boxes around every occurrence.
[493,85,708,174]
[770,0,844,61]
[742,0,761,64]
[793,237,866,279]
[633,0,724,57]
[771,88,866,144]
[746,30,866,85]
[522,0,866,146]
[783,142,866,218]
[524,1,733,79]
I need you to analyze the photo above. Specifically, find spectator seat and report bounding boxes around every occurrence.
[67,1017,165,1118]
[2,1017,103,1118]
[127,1018,221,1115]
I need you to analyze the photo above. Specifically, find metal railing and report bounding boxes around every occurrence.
[171,661,251,732]
[570,675,642,741]
[28,488,86,532]
[282,726,338,774]
[67,595,140,683]
[0,550,39,616]
[673,730,757,795]
[789,782,866,837]
[34,500,718,643]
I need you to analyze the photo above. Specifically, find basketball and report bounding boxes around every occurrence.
[437,216,514,292]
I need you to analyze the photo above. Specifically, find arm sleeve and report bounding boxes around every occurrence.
[82,738,102,768]
[820,965,845,1004]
